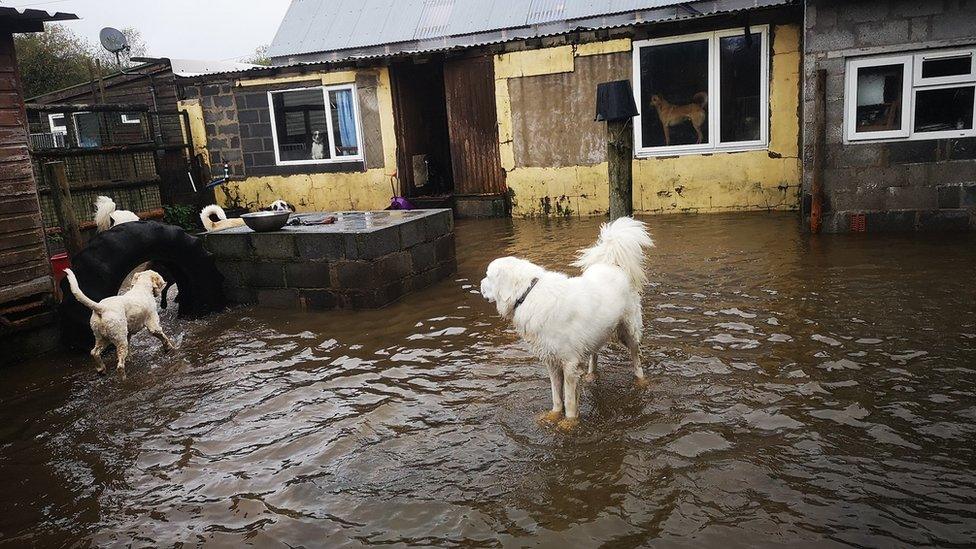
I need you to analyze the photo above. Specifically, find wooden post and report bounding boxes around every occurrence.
[810,68,827,234]
[44,162,84,257]
[607,118,634,220]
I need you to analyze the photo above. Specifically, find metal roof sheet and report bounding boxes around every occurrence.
[0,6,78,24]
[267,0,793,61]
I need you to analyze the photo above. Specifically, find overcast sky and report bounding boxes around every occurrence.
[4,0,292,61]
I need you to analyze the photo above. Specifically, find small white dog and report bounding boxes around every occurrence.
[311,130,326,160]
[267,199,296,213]
[480,217,654,430]
[94,196,139,232]
[199,204,245,232]
[64,268,174,375]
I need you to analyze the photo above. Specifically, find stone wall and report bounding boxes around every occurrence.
[201,210,456,310]
[803,0,976,232]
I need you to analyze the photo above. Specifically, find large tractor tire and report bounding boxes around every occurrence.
[59,221,225,351]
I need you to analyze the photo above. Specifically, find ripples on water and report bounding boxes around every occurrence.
[1,213,975,547]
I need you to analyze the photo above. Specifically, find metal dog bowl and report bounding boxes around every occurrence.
[240,211,290,232]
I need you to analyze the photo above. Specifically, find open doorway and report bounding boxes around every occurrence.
[390,60,454,206]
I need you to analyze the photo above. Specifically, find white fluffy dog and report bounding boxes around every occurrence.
[94,196,139,232]
[480,217,654,430]
[199,204,245,232]
[64,268,174,375]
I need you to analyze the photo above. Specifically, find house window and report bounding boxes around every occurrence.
[845,48,976,142]
[48,113,67,134]
[632,26,769,156]
[72,112,101,148]
[268,85,363,165]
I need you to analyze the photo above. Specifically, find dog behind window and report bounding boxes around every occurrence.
[64,268,174,376]
[650,92,708,145]
[311,130,326,160]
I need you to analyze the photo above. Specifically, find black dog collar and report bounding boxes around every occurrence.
[511,277,539,313]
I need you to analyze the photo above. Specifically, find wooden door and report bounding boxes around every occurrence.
[443,56,506,195]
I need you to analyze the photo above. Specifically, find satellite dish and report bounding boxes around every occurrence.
[99,27,129,54]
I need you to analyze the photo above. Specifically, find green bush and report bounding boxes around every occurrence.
[163,204,200,232]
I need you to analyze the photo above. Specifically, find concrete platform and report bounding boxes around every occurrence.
[201,209,456,310]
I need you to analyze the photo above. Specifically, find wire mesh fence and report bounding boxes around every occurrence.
[25,104,178,254]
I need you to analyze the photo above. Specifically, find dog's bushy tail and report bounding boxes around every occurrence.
[572,217,654,292]
[94,196,116,233]
[64,268,106,315]
[199,204,227,231]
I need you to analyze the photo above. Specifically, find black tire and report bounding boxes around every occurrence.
[59,221,225,351]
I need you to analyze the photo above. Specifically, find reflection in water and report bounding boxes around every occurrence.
[2,213,975,546]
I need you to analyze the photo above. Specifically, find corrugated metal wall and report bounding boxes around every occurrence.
[443,56,506,195]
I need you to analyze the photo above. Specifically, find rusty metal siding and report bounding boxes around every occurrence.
[443,56,506,196]
[0,32,53,320]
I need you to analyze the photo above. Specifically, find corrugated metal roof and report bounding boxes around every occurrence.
[267,0,793,62]
[0,6,78,24]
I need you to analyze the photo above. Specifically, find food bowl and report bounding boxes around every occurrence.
[240,211,290,232]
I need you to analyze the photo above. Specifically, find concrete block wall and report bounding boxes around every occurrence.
[804,0,976,232]
[201,210,456,310]
[182,80,244,177]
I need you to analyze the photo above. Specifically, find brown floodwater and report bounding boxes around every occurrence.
[2,212,975,547]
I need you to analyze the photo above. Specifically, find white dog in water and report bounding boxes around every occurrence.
[64,268,174,375]
[480,217,654,430]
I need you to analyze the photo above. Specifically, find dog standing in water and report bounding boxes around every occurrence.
[480,217,654,430]
[64,268,174,376]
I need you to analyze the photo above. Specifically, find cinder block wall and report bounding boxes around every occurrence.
[803,0,976,232]
[202,210,456,310]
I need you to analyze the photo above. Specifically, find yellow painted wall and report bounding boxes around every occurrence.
[496,25,802,217]
[177,99,209,171]
[215,67,398,212]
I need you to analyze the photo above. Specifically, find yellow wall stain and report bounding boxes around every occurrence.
[574,39,632,57]
[177,99,209,170]
[495,25,803,217]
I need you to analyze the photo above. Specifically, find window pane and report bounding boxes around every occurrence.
[74,112,101,147]
[329,89,359,157]
[272,89,329,161]
[639,39,709,147]
[921,54,972,79]
[854,64,904,133]
[719,34,762,142]
[49,114,66,132]
[914,86,975,133]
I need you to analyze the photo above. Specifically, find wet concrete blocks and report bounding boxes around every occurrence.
[202,209,456,310]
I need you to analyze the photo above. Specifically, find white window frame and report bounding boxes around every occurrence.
[267,83,365,166]
[845,55,913,141]
[71,111,99,147]
[120,113,141,124]
[845,48,976,143]
[48,113,67,134]
[632,25,769,157]
[913,48,976,87]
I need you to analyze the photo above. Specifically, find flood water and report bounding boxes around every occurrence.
[2,212,976,547]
